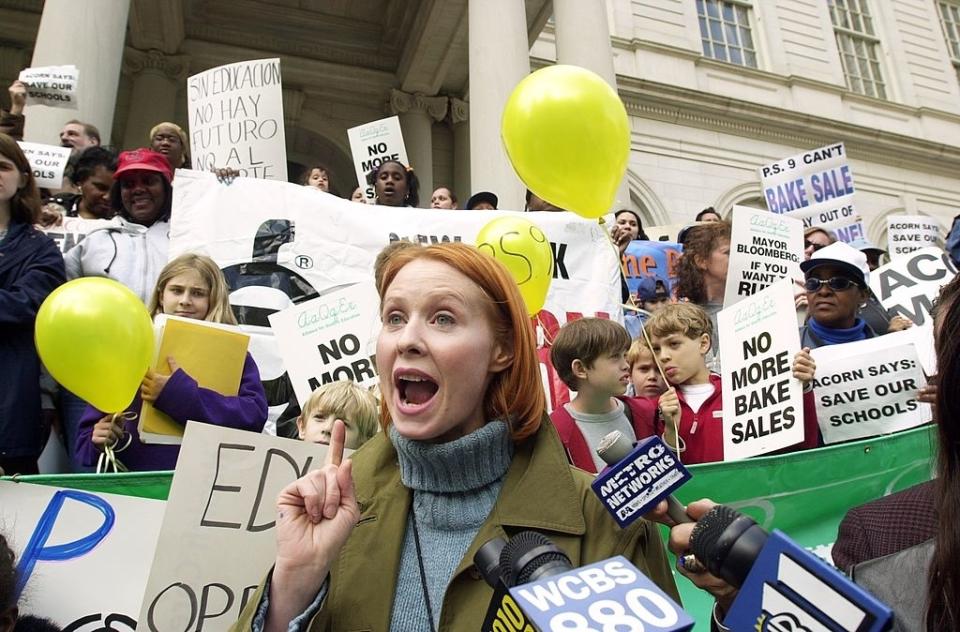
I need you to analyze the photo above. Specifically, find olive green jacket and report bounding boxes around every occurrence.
[234,419,680,631]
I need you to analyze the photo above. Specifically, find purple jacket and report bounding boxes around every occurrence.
[75,352,268,471]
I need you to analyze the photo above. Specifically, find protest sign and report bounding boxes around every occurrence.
[723,206,803,307]
[811,342,930,444]
[621,240,681,300]
[17,141,71,188]
[42,217,118,254]
[269,282,381,404]
[759,142,864,243]
[887,215,940,259]
[718,279,805,460]
[868,246,957,326]
[347,116,408,201]
[0,480,164,629]
[187,58,287,180]
[137,423,337,631]
[18,65,78,108]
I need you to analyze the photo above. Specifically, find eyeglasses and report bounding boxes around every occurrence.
[803,277,859,292]
[804,240,827,252]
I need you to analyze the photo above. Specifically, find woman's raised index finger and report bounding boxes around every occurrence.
[326,419,346,466]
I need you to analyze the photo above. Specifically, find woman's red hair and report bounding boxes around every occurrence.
[376,242,545,441]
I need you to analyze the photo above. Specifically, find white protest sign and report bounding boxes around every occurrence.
[170,171,621,414]
[137,423,333,631]
[17,141,71,188]
[723,206,804,307]
[18,65,79,108]
[811,342,930,444]
[0,480,164,629]
[868,246,957,326]
[719,279,805,460]
[42,217,119,254]
[759,142,865,243]
[187,58,287,180]
[269,282,381,404]
[887,215,940,259]
[347,116,408,201]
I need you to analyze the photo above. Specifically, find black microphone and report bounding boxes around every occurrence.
[499,531,574,587]
[688,504,767,588]
[475,537,535,632]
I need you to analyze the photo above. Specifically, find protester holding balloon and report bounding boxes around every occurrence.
[74,253,267,472]
[0,134,66,475]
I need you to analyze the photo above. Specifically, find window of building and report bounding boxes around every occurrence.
[828,0,886,99]
[696,0,758,68]
[938,1,960,83]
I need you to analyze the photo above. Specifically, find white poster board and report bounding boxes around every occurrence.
[723,206,804,308]
[758,143,864,243]
[42,218,119,254]
[0,480,164,629]
[17,141,71,188]
[269,282,381,405]
[718,279,805,460]
[137,423,333,631]
[346,116,409,201]
[887,215,940,259]
[811,342,931,444]
[187,58,287,180]
[868,247,957,326]
[18,65,79,109]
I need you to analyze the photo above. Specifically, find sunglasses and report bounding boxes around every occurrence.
[804,240,827,252]
[804,277,860,292]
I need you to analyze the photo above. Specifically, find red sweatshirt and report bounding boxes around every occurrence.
[550,395,657,473]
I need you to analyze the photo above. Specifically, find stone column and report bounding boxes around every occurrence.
[450,98,471,205]
[468,0,529,211]
[24,0,131,145]
[389,89,448,202]
[121,48,190,150]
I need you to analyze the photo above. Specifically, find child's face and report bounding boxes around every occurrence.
[649,332,710,385]
[161,270,210,320]
[297,410,361,450]
[630,350,667,398]
[579,350,631,397]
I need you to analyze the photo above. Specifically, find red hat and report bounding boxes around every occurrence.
[114,148,173,183]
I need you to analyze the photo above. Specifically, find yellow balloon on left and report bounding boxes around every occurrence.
[476,215,554,316]
[35,278,154,413]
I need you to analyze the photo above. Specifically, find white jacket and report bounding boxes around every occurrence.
[64,218,170,304]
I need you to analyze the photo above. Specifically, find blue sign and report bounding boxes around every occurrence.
[621,241,682,300]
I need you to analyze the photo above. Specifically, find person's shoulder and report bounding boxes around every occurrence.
[846,480,935,523]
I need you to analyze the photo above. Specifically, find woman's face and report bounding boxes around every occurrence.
[804,230,832,261]
[119,170,166,225]
[377,259,510,443]
[806,265,863,329]
[697,239,730,282]
[375,162,409,207]
[79,165,114,219]
[0,154,25,206]
[351,187,369,204]
[699,212,722,223]
[151,126,184,168]
[160,269,211,320]
[615,213,639,241]
[430,188,455,209]
[305,168,329,192]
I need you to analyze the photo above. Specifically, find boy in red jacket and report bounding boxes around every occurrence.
[549,318,657,473]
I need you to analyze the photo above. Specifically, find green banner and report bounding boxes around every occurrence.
[4,426,935,628]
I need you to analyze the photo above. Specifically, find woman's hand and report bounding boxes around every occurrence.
[8,80,26,116]
[792,347,816,385]
[140,357,178,403]
[212,167,240,184]
[668,499,739,615]
[38,203,64,228]
[887,315,914,332]
[610,224,631,254]
[267,420,361,630]
[91,414,124,451]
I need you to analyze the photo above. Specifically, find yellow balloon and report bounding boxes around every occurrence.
[476,215,554,316]
[35,278,154,413]
[502,65,630,219]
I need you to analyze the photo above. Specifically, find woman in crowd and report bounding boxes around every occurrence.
[0,135,65,476]
[43,146,117,225]
[301,164,332,193]
[429,186,456,209]
[367,160,420,207]
[150,122,189,170]
[695,207,722,223]
[235,243,677,630]
[76,253,267,472]
[610,208,648,254]
[675,220,730,365]
[349,186,369,205]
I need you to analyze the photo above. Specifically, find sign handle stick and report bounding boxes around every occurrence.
[636,318,684,461]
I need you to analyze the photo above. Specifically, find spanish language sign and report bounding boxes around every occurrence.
[347,116,409,201]
[723,206,804,308]
[17,141,71,188]
[268,282,381,405]
[811,342,930,444]
[719,279,804,460]
[759,142,864,244]
[18,65,78,108]
[887,215,940,259]
[187,58,287,180]
[868,246,957,326]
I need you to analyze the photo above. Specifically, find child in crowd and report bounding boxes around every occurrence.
[297,380,379,450]
[645,303,819,464]
[626,337,667,399]
[76,253,268,471]
[549,318,657,473]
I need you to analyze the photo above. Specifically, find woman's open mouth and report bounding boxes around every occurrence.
[395,371,439,411]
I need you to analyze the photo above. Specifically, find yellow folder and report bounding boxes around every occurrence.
[139,315,250,445]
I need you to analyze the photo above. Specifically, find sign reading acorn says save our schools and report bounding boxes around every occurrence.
[887,215,940,259]
[18,65,78,109]
[759,142,864,244]
[723,206,804,308]
[869,246,957,326]
[17,141,71,188]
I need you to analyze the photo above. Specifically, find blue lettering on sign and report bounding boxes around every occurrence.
[810,165,854,203]
[15,490,116,599]
[764,179,808,214]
